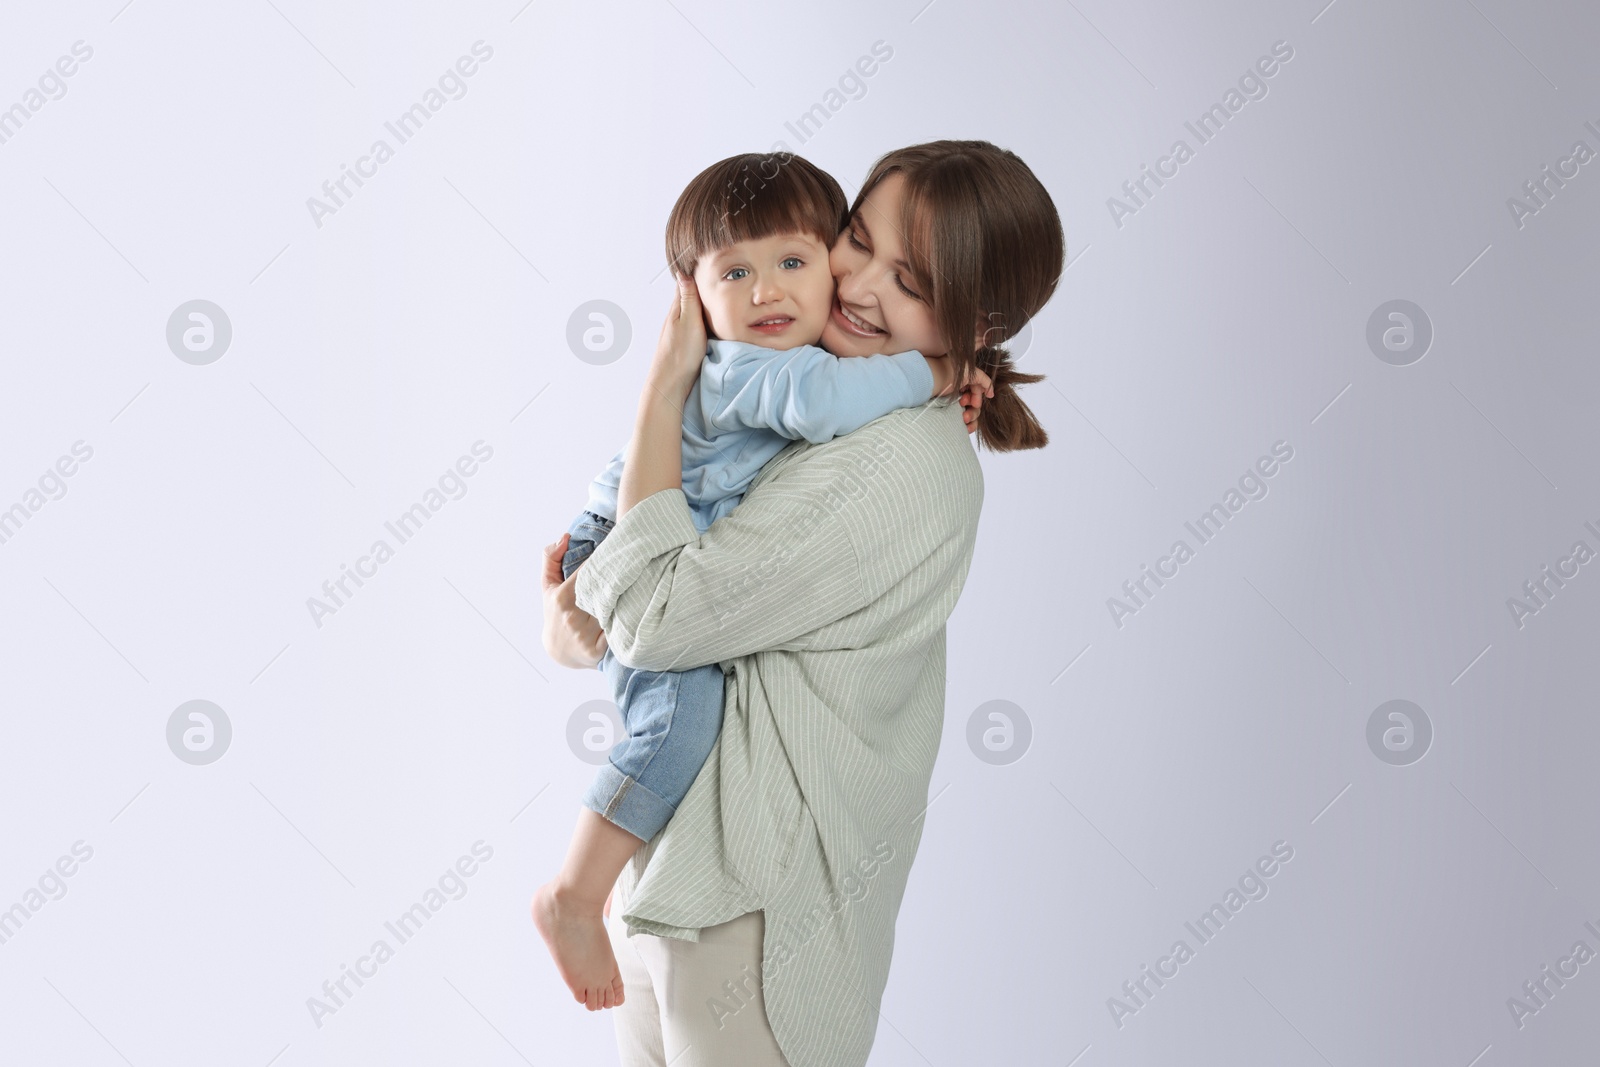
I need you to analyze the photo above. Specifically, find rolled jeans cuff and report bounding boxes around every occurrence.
[582,760,677,843]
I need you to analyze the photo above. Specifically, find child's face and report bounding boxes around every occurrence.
[691,232,836,349]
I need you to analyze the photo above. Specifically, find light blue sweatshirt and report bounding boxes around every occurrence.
[585,338,935,533]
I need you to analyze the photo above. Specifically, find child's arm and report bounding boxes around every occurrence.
[702,344,942,444]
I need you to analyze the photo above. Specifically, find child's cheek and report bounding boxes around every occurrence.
[703,293,738,340]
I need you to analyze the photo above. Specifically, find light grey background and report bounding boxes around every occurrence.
[1,0,1596,1064]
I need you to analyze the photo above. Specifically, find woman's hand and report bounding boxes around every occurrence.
[646,274,708,405]
[541,533,607,669]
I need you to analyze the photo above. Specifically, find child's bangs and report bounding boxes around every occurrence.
[666,153,847,276]
[716,185,836,252]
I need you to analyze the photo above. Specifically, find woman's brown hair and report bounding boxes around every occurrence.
[852,140,1064,451]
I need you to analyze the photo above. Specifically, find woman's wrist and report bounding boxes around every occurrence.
[640,369,695,411]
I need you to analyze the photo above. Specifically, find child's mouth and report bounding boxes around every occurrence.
[831,299,884,337]
[749,316,794,335]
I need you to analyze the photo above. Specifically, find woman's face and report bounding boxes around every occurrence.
[820,173,947,359]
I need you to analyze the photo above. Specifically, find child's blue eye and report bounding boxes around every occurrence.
[725,267,749,281]
[780,257,802,269]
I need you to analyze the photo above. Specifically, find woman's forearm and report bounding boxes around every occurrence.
[617,377,687,518]
[617,277,704,517]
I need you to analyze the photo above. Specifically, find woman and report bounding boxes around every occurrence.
[542,140,1064,1067]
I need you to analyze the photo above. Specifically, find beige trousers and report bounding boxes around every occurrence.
[607,878,792,1066]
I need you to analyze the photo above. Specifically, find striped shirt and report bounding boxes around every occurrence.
[574,399,983,1067]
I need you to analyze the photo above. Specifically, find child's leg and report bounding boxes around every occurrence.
[537,509,634,1010]
[560,510,614,582]
[532,809,643,1011]
[533,659,726,1011]
[558,512,620,699]
[582,660,726,842]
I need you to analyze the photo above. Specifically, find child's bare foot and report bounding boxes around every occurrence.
[532,881,625,1011]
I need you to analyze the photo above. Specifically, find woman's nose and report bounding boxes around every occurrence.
[833,267,872,308]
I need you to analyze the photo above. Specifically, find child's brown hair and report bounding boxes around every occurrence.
[665,152,848,278]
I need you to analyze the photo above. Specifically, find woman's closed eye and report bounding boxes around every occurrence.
[848,224,923,301]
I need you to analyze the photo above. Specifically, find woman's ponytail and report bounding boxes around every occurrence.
[974,344,1049,452]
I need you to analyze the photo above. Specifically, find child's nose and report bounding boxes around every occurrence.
[751,275,785,303]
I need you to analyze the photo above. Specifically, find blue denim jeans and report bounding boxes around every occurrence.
[562,510,725,842]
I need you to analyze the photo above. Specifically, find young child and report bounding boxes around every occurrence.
[532,152,973,1010]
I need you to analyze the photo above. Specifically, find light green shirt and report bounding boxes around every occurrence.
[575,399,982,1067]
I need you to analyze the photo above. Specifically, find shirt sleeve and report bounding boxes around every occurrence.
[700,344,934,444]
[572,481,870,673]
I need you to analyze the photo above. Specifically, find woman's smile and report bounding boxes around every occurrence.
[830,297,886,338]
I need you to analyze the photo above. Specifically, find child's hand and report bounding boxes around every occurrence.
[953,364,992,403]
[925,355,993,432]
[648,274,708,404]
[958,385,983,430]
